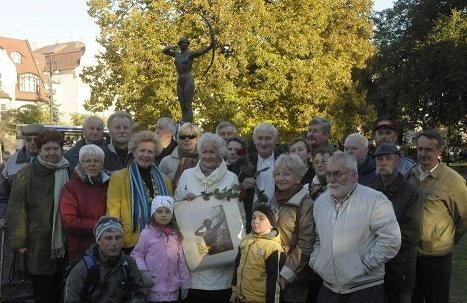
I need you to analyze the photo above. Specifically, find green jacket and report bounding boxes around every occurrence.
[409,162,467,256]
[7,159,64,275]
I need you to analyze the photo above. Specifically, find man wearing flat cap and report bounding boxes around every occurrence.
[374,119,415,177]
[0,123,46,281]
[374,143,423,303]
[64,216,146,303]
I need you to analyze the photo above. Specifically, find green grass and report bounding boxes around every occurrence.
[451,236,467,303]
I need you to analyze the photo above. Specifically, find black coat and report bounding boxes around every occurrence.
[375,173,423,292]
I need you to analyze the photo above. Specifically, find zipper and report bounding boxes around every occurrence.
[239,242,253,297]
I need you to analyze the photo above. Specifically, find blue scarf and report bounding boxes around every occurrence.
[129,161,168,232]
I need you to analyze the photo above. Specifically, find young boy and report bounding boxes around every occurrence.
[230,203,286,303]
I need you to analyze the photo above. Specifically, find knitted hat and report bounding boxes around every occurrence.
[151,195,174,216]
[253,203,278,227]
[94,216,123,240]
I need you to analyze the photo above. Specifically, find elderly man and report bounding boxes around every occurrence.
[154,117,178,165]
[409,129,467,303]
[64,116,106,169]
[374,144,423,303]
[344,133,377,188]
[309,152,401,303]
[104,111,134,173]
[374,119,415,177]
[307,117,336,153]
[215,121,237,140]
[235,122,279,232]
[64,216,146,303]
[0,123,45,281]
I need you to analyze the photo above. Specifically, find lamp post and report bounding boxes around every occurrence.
[44,53,58,124]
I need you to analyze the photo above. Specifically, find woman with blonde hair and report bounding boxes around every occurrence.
[107,131,172,253]
[270,154,317,303]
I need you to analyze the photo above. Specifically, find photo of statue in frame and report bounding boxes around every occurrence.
[174,196,245,272]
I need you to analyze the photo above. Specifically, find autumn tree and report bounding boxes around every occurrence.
[363,0,466,141]
[83,0,375,142]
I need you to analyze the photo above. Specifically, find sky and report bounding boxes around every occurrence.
[0,0,394,64]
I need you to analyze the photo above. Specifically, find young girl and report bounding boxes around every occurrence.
[131,195,190,303]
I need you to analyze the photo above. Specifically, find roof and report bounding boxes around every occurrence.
[0,36,48,102]
[35,41,85,71]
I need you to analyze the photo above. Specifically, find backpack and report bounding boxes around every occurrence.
[64,255,131,302]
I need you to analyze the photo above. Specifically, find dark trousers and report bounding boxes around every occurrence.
[412,254,452,303]
[30,273,62,303]
[317,284,384,303]
[185,288,231,303]
[385,290,413,303]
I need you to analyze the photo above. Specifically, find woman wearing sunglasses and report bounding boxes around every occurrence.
[159,123,203,189]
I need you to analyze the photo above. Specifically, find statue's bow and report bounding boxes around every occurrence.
[199,13,215,78]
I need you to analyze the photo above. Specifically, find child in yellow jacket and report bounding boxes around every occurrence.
[231,203,286,303]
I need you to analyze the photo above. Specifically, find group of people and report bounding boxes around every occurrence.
[0,113,465,303]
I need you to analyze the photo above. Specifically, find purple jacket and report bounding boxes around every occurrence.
[131,225,190,302]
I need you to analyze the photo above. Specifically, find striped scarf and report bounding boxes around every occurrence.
[129,161,168,232]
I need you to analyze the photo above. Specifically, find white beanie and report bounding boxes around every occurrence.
[151,195,174,216]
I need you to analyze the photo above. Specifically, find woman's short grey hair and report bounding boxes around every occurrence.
[273,154,307,178]
[328,152,358,172]
[79,144,105,162]
[128,131,161,155]
[215,121,237,135]
[197,133,227,159]
[157,117,176,135]
[177,123,203,140]
[253,123,278,141]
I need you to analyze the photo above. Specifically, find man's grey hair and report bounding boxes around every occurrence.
[328,152,358,173]
[309,117,331,136]
[157,117,176,135]
[82,116,104,129]
[215,121,237,135]
[107,111,134,129]
[79,144,105,162]
[345,133,369,149]
[253,122,278,140]
[197,133,227,159]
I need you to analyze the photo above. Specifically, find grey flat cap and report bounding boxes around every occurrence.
[21,124,46,136]
[374,143,400,157]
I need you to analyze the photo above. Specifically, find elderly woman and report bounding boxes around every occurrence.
[270,154,316,303]
[107,131,172,253]
[7,129,69,303]
[309,147,334,200]
[289,137,314,185]
[159,122,202,187]
[60,145,110,261]
[175,133,243,303]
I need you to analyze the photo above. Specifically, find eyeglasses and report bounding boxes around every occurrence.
[179,135,197,140]
[326,170,353,179]
[24,136,38,143]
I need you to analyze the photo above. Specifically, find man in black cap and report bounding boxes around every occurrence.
[374,119,415,177]
[374,143,423,303]
[0,123,45,281]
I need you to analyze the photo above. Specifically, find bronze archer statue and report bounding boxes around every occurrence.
[162,18,215,123]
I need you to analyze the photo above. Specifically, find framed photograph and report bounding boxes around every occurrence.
[174,196,245,272]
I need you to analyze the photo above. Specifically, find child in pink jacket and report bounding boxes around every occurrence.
[131,195,190,302]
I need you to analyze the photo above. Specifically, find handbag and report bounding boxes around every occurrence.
[1,253,36,303]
